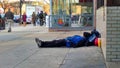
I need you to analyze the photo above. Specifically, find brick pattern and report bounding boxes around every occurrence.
[107,7,120,62]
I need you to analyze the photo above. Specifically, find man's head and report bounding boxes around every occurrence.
[8,8,11,11]
[41,11,43,13]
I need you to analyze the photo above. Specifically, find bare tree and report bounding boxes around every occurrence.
[0,0,9,13]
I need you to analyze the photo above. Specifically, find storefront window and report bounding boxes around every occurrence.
[52,0,70,15]
[107,0,120,6]
[97,0,104,9]
[50,0,94,28]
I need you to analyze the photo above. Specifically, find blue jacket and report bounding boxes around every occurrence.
[65,35,85,47]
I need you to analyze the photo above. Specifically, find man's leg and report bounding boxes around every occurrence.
[42,39,66,47]
[7,19,11,32]
[35,38,66,48]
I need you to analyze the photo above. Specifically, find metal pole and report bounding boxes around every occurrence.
[50,0,52,15]
[20,0,22,24]
[93,0,97,29]
[69,0,71,17]
[49,0,52,27]
[58,0,60,15]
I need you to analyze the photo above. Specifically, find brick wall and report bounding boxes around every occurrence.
[107,7,120,62]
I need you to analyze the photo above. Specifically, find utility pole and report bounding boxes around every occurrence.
[20,0,23,24]
[69,0,72,17]
[49,0,52,27]
[94,0,97,29]
[50,0,52,15]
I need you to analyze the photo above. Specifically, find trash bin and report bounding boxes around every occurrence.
[0,19,5,30]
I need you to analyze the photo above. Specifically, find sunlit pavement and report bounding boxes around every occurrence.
[1,23,48,33]
[0,29,106,68]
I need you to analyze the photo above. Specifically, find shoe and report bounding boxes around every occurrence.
[8,28,11,32]
[35,38,42,48]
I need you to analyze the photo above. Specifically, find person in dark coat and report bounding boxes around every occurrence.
[39,11,44,26]
[5,8,14,32]
[35,29,101,48]
[35,35,86,48]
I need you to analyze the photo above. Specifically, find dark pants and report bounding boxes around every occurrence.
[32,19,36,26]
[40,19,44,26]
[41,39,66,47]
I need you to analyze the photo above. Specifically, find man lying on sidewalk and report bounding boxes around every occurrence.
[35,29,101,48]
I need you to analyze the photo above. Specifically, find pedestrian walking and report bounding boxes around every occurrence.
[43,12,47,25]
[36,12,40,25]
[39,11,44,26]
[5,8,14,32]
[22,12,27,26]
[32,12,37,26]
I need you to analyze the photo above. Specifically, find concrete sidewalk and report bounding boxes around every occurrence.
[0,30,106,68]
[1,23,119,68]
[0,23,48,33]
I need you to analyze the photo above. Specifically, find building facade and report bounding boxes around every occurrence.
[0,0,50,15]
[49,0,120,62]
[0,0,120,62]
[96,0,120,62]
[106,0,120,62]
[49,0,94,31]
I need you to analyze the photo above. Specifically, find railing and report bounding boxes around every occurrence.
[47,14,93,28]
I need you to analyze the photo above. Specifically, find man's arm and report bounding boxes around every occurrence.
[12,13,14,19]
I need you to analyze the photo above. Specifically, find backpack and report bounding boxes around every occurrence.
[91,29,101,38]
[83,29,101,46]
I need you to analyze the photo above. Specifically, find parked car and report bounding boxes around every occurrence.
[26,15,32,24]
[1,14,32,24]
[13,15,20,23]
[0,14,5,19]
[0,14,5,30]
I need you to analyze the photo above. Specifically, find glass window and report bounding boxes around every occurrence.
[107,0,120,6]
[97,0,104,9]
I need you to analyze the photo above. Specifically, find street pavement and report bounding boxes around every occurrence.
[1,23,48,33]
[0,24,106,68]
